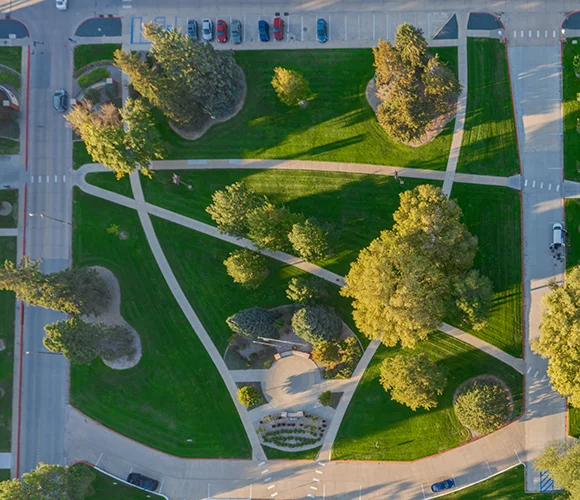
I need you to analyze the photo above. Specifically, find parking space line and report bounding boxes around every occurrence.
[540,182,544,189]
[537,30,540,38]
[243,15,246,42]
[358,15,360,40]
[386,13,389,40]
[521,30,524,38]
[344,15,347,41]
[529,30,532,38]
[268,485,276,490]
[420,483,426,499]
[328,15,331,42]
[37,175,41,183]
[373,14,376,39]
[45,175,49,183]
[301,16,304,42]
[54,175,57,183]
[258,461,266,467]
[287,14,290,43]
[514,30,517,38]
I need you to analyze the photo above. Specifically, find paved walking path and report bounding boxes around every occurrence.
[0,228,17,237]
[442,12,469,196]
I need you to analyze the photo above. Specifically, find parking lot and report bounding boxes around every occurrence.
[129,11,455,46]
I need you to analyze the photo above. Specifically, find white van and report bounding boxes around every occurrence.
[552,223,566,250]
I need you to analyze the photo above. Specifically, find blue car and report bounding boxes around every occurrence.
[431,479,455,492]
[317,18,328,43]
[259,20,270,42]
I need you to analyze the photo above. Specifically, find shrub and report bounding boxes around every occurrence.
[575,54,580,76]
[226,307,276,339]
[291,306,342,345]
[312,341,342,369]
[237,385,264,408]
[78,68,110,90]
[223,249,268,289]
[454,381,511,434]
[319,391,333,407]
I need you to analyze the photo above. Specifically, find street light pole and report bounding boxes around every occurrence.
[28,212,72,226]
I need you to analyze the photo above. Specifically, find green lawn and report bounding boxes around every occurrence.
[457,38,520,176]
[264,446,320,460]
[74,44,122,72]
[446,465,554,499]
[73,141,92,170]
[154,48,456,170]
[563,38,580,181]
[449,184,522,356]
[70,464,152,499]
[72,189,251,458]
[0,189,17,228]
[0,237,16,451]
[0,47,21,73]
[333,331,523,461]
[0,139,19,156]
[0,71,20,89]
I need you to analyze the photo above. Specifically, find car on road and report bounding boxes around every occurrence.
[273,17,285,40]
[52,90,67,112]
[187,19,198,40]
[317,18,328,43]
[202,18,213,41]
[431,479,456,493]
[258,20,270,42]
[55,0,68,10]
[217,19,228,43]
[231,19,242,44]
[127,472,159,491]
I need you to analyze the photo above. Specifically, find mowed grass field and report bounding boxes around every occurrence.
[457,38,520,176]
[70,464,152,499]
[154,48,457,170]
[563,38,580,181]
[332,331,523,461]
[71,189,251,458]
[74,44,121,72]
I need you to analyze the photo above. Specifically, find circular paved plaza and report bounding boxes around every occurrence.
[263,356,321,407]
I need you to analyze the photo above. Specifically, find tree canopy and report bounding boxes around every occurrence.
[286,276,325,305]
[291,305,342,345]
[288,218,328,261]
[533,266,580,407]
[66,99,163,178]
[246,202,303,252]
[373,23,460,143]
[226,307,276,339]
[341,185,484,348]
[380,353,447,410]
[454,381,511,434]
[223,249,268,289]
[535,440,580,498]
[237,385,264,408]
[271,67,312,106]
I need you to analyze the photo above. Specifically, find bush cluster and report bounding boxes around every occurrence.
[313,336,362,380]
[237,385,264,409]
[454,381,511,434]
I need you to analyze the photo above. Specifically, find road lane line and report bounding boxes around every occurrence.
[268,485,276,490]
[315,469,323,474]
[548,183,552,190]
[45,175,49,183]
[328,15,331,42]
[264,477,272,482]
[358,15,360,40]
[310,486,318,490]
[271,493,278,498]
[540,182,544,189]
[313,477,320,482]
[532,180,536,188]
[557,184,560,192]
[258,461,266,466]
[261,469,269,474]
[54,175,57,183]
[62,175,66,183]
[318,462,325,466]
[37,175,41,183]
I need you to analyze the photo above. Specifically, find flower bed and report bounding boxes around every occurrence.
[257,413,328,451]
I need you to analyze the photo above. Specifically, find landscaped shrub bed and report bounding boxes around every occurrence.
[257,413,328,450]
[78,68,110,90]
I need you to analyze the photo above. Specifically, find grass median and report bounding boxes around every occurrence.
[563,38,580,181]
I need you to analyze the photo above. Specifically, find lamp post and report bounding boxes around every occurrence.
[28,212,71,226]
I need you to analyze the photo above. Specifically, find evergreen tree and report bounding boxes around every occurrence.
[286,276,324,305]
[291,306,342,345]
[226,307,276,339]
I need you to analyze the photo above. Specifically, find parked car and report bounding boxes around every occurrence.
[52,90,67,112]
[317,18,328,43]
[127,473,159,491]
[431,479,456,493]
[202,18,213,41]
[217,19,228,43]
[231,19,242,44]
[258,20,270,42]
[55,0,68,10]
[187,19,198,40]
[273,17,284,40]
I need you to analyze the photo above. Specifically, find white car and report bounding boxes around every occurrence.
[56,0,68,10]
[202,18,213,41]
[552,223,565,248]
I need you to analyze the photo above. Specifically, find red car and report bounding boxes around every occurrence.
[217,19,227,43]
[273,17,284,40]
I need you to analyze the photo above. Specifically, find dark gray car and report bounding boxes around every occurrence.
[187,19,198,40]
[231,19,242,44]
[53,89,67,112]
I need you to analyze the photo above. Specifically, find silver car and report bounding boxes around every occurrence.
[202,18,213,41]
[187,19,198,40]
[231,19,242,44]
[53,89,67,112]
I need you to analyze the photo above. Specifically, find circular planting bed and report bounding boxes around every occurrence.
[257,412,328,451]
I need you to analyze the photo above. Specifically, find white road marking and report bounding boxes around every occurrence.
[307,495,315,499]
[420,484,426,499]
[537,30,540,38]
[548,183,552,190]
[532,180,536,188]
[514,30,517,38]
[31,176,34,183]
[344,16,347,41]
[271,493,278,498]
[62,175,66,182]
[318,462,325,467]
[545,30,548,38]
[268,485,276,490]
[37,175,41,183]
[313,478,320,482]
[261,469,269,474]
[486,460,492,473]
[301,16,304,42]
[310,486,318,490]
[358,15,360,40]
[553,30,556,38]
[315,470,323,474]
[243,15,246,42]
[527,367,532,374]
[524,179,528,187]
[46,175,49,183]
[264,477,272,482]
[258,461,266,467]
[54,175,57,183]
[521,30,524,38]
[534,370,539,377]
[528,30,532,37]
[328,15,331,42]
[541,376,546,382]
[557,184,560,192]
[122,4,132,8]
[540,182,544,189]
[373,14,376,39]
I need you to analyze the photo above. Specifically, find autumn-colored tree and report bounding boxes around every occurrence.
[224,249,268,289]
[454,381,511,434]
[288,218,328,261]
[535,440,580,498]
[246,202,303,252]
[271,67,311,106]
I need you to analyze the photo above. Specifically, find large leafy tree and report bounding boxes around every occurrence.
[533,266,580,407]
[535,441,580,498]
[288,218,328,261]
[454,381,511,434]
[66,99,163,178]
[373,23,460,143]
[271,67,311,106]
[223,249,268,289]
[0,258,109,316]
[114,22,243,127]
[246,202,303,252]
[380,353,447,410]
[0,462,95,499]
[454,270,494,330]
[286,276,325,305]
[342,185,483,348]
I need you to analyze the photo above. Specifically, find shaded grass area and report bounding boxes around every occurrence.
[0,189,17,228]
[154,48,456,170]
[70,464,152,499]
[86,172,132,199]
[446,465,554,499]
[73,141,92,170]
[0,237,15,451]
[0,139,19,156]
[153,216,366,354]
[332,331,523,461]
[458,38,520,176]
[0,469,9,481]
[74,44,121,72]
[72,189,251,458]
[0,71,19,89]
[0,47,21,73]
[264,445,320,460]
[449,184,522,356]
[563,38,580,181]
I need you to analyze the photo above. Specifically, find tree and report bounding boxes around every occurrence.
[66,99,164,178]
[206,182,265,237]
[318,391,333,407]
[286,276,325,305]
[532,266,580,407]
[453,270,493,330]
[226,307,276,339]
[271,67,311,106]
[246,202,303,252]
[0,258,109,316]
[312,341,342,369]
[372,23,460,143]
[223,249,268,289]
[44,317,135,365]
[291,306,342,345]
[0,462,95,499]
[114,23,243,127]
[535,441,580,498]
[288,218,328,261]
[341,185,484,348]
[454,381,511,434]
[379,353,447,410]
[237,385,264,408]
